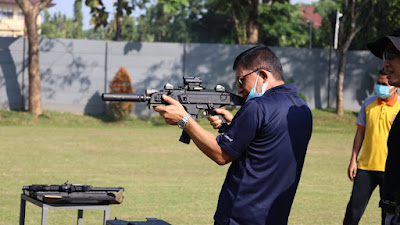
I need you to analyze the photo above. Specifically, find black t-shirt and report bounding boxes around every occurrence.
[384,112,400,202]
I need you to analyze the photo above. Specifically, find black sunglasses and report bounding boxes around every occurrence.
[236,68,271,88]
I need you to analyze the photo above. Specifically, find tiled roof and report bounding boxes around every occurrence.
[300,6,323,29]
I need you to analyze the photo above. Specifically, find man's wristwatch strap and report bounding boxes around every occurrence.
[178,113,191,129]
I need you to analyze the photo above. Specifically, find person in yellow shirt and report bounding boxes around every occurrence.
[343,70,400,225]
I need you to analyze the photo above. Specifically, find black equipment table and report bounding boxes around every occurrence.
[19,184,124,225]
[20,194,111,225]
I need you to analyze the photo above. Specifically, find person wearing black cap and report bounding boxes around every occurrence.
[343,70,400,225]
[367,27,400,225]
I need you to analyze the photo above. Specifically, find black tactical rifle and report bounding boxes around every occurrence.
[102,76,245,144]
[23,183,124,193]
[22,183,125,204]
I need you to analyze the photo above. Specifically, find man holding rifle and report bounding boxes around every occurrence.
[154,45,312,225]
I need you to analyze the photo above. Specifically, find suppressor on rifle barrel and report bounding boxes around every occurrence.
[102,93,150,102]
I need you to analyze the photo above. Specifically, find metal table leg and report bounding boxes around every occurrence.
[103,207,110,225]
[19,197,26,225]
[77,209,83,225]
[41,205,48,225]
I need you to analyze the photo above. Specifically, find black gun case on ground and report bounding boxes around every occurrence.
[106,218,171,225]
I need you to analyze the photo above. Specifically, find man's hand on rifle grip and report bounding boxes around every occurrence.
[207,108,234,130]
[154,95,188,125]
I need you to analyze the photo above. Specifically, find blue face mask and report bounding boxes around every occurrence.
[246,73,268,102]
[375,84,391,99]
[246,88,261,102]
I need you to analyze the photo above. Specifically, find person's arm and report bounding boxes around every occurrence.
[153,95,234,165]
[348,127,365,181]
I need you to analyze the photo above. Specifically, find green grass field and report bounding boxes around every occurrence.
[0,109,381,225]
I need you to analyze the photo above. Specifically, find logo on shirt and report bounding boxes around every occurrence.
[224,134,233,142]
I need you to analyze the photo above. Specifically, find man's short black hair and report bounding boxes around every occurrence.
[233,45,284,81]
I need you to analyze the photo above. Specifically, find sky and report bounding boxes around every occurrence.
[47,0,319,30]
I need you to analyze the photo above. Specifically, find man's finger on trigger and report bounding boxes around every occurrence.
[212,120,221,126]
[216,107,227,112]
[213,123,221,129]
[208,115,219,122]
[162,95,177,104]
[154,105,166,112]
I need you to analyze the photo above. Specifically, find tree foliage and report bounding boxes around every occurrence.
[134,0,192,42]
[84,0,109,30]
[197,0,292,44]
[114,0,135,40]
[41,0,330,46]
[84,0,139,40]
[40,0,400,52]
[88,15,137,41]
[258,2,308,47]
[132,0,305,45]
[206,0,255,44]
[73,0,84,39]
[41,9,74,38]
[350,0,400,50]
[108,67,134,120]
[41,0,83,39]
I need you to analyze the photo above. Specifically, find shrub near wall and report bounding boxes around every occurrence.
[108,67,134,120]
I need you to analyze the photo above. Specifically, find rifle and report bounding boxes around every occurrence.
[102,76,245,144]
[23,183,124,193]
[22,182,125,204]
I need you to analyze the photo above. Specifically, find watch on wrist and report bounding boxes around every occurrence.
[178,113,191,129]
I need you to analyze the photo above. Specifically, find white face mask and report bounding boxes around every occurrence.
[246,72,268,102]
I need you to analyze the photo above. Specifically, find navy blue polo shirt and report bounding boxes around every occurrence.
[214,83,312,225]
